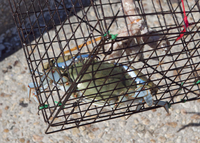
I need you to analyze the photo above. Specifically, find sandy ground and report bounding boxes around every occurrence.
[0,52,200,143]
[0,0,200,143]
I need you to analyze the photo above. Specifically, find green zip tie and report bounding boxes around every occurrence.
[103,31,110,37]
[179,82,184,91]
[55,101,64,107]
[181,99,186,103]
[39,104,49,109]
[103,31,118,40]
[167,102,171,108]
[110,34,118,40]
[55,101,62,106]
[179,80,200,91]
[195,80,200,85]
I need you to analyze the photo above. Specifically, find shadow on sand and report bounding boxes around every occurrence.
[1,0,92,61]
[177,112,200,132]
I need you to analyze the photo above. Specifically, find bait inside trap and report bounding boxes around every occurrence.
[9,0,200,133]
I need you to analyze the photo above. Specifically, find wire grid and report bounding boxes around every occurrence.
[9,0,200,133]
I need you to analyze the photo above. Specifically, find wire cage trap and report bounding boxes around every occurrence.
[9,0,200,133]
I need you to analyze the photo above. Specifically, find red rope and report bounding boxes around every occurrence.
[176,0,190,41]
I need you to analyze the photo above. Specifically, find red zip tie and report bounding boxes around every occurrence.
[176,0,190,41]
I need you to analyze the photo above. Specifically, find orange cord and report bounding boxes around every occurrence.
[63,18,141,54]
[64,36,102,54]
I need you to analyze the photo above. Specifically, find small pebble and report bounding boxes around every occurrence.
[165,133,174,138]
[4,129,9,133]
[88,132,95,139]
[21,84,27,92]
[110,137,116,141]
[72,128,80,136]
[176,136,182,143]
[79,126,85,131]
[4,74,10,80]
[134,119,139,124]
[2,68,8,73]
[98,132,104,139]
[58,140,65,143]
[181,109,187,115]
[137,124,145,132]
[62,136,73,142]
[19,138,25,143]
[0,92,11,97]
[4,106,9,110]
[92,127,99,132]
[119,121,126,127]
[19,101,28,107]
[137,132,144,138]
[175,109,180,114]
[132,125,136,128]
[117,137,122,143]
[7,65,12,69]
[144,131,152,138]
[151,109,157,112]
[143,118,150,125]
[158,136,166,142]
[21,71,26,74]
[125,130,130,135]
[166,122,178,128]
[12,127,19,133]
[157,113,161,116]
[150,139,156,143]
[16,75,23,80]
[166,141,174,143]
[32,135,43,142]
[85,124,91,128]
[13,60,19,66]
[191,114,200,120]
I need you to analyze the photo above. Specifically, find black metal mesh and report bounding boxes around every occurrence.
[9,0,200,134]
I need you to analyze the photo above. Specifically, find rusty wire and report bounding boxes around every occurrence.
[9,0,200,133]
